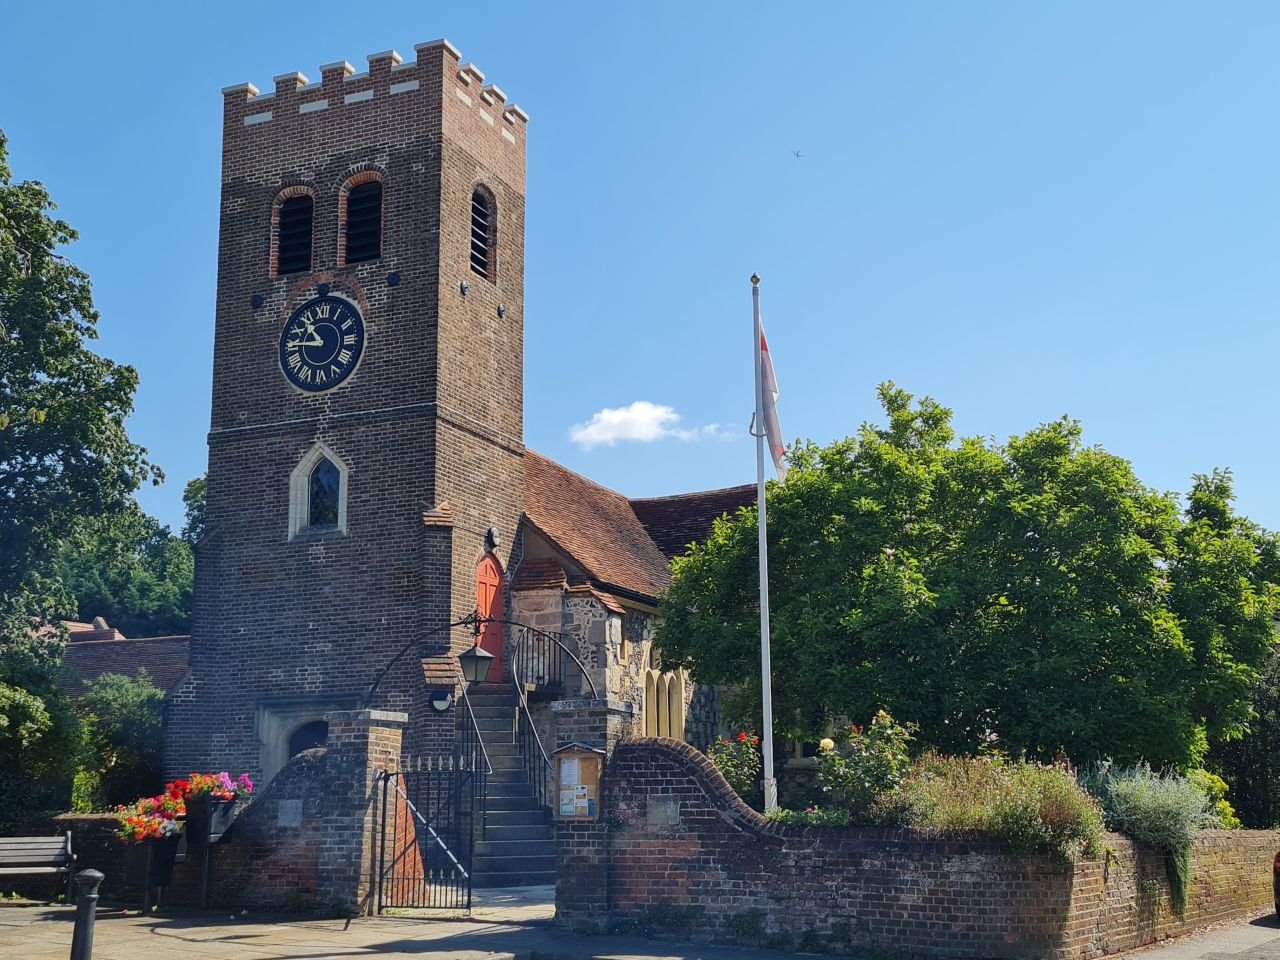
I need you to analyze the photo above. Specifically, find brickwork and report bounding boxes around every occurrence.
[557,738,1280,958]
[169,39,528,781]
[55,709,406,913]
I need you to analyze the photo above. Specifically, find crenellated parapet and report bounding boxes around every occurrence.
[220,38,529,145]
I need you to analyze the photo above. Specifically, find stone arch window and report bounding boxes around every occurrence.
[289,442,349,538]
[338,171,383,265]
[469,185,497,281]
[643,645,685,740]
[287,719,328,757]
[272,186,315,276]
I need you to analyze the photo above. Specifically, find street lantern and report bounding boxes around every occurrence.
[458,642,495,684]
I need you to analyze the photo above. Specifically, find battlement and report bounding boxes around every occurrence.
[220,38,530,131]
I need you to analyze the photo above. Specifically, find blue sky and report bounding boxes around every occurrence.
[4,3,1279,532]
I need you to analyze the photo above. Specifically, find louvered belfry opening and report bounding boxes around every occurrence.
[276,195,313,275]
[345,181,382,263]
[470,188,495,279]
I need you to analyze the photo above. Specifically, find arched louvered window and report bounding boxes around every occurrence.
[470,187,496,280]
[308,458,340,529]
[276,195,313,275]
[344,181,382,263]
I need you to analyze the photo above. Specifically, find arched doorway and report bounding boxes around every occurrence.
[288,719,328,757]
[476,553,504,682]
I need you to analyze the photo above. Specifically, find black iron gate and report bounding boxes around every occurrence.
[374,757,478,911]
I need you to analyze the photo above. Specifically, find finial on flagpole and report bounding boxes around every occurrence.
[750,273,760,286]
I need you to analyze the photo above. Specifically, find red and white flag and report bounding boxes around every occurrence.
[759,325,786,480]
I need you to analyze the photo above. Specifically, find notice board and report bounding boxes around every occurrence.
[553,744,604,820]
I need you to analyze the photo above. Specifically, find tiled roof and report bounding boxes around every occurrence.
[631,484,756,560]
[58,635,191,698]
[522,451,754,603]
[523,451,675,601]
[510,558,570,592]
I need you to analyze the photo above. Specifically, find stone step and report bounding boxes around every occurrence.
[471,870,556,889]
[483,809,548,827]
[486,794,546,812]
[473,853,556,874]
[486,782,535,800]
[468,704,515,719]
[481,823,553,842]
[485,768,533,786]
[475,838,556,858]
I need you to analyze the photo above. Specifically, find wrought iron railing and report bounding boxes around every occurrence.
[511,673,553,811]
[511,625,565,692]
[455,677,491,840]
[376,761,474,912]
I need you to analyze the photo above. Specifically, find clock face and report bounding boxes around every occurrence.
[278,294,365,392]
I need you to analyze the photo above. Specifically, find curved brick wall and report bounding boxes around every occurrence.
[568,738,1280,959]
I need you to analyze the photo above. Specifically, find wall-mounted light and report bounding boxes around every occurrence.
[460,280,470,296]
[428,688,455,712]
[497,304,507,319]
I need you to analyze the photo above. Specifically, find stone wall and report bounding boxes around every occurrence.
[562,738,1280,959]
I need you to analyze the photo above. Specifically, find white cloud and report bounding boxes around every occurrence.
[569,401,734,450]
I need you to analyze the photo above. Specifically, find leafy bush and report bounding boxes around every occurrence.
[816,710,914,818]
[772,748,1104,865]
[1187,768,1241,829]
[1081,762,1216,911]
[75,670,165,808]
[764,805,851,828]
[877,754,1104,864]
[708,731,762,798]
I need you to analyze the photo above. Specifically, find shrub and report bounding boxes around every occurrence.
[816,710,914,819]
[708,731,762,798]
[876,754,1103,864]
[1187,768,1241,829]
[1081,762,1216,911]
[764,805,852,828]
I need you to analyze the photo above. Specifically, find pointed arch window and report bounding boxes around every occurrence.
[469,186,496,281]
[289,442,349,538]
[643,645,685,741]
[275,194,314,275]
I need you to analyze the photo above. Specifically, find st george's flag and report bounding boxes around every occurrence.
[759,325,786,480]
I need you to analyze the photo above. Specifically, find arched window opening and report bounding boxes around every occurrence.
[308,457,340,529]
[469,187,496,280]
[288,720,328,757]
[643,644,686,742]
[345,181,382,263]
[276,195,313,275]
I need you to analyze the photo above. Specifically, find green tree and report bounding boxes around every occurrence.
[1210,648,1280,827]
[181,474,207,546]
[73,670,165,810]
[656,384,1280,769]
[0,130,159,828]
[50,504,193,637]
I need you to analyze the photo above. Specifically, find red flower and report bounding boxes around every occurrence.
[751,736,760,745]
[738,732,748,742]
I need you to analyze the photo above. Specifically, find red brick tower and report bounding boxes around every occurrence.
[166,40,528,780]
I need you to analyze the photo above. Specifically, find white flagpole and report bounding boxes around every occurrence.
[751,273,778,813]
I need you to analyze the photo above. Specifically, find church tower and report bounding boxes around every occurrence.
[166,40,528,780]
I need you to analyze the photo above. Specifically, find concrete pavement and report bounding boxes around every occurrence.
[2,901,1277,960]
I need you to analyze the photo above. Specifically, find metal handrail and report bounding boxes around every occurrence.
[506,621,599,699]
[455,672,493,776]
[510,667,553,811]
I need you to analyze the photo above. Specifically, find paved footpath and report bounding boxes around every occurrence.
[2,903,1278,960]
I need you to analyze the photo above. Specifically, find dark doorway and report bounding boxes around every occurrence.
[288,720,329,757]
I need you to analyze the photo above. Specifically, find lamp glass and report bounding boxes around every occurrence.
[458,643,495,683]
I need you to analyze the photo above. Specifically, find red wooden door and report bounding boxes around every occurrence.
[476,554,504,681]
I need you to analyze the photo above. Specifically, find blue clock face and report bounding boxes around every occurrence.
[279,295,365,392]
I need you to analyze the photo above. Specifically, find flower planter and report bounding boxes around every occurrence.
[185,796,236,844]
[124,836,180,888]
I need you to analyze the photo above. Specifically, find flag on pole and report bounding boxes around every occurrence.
[759,326,786,481]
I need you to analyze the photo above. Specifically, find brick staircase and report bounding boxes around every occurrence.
[461,683,556,888]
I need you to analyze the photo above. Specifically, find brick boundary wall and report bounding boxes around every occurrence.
[47,709,405,914]
[569,738,1279,959]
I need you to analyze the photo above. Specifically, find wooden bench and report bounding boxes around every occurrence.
[0,833,76,900]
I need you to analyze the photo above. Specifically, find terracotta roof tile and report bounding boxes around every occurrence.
[631,484,756,559]
[511,558,569,592]
[58,635,191,698]
[523,451,674,601]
